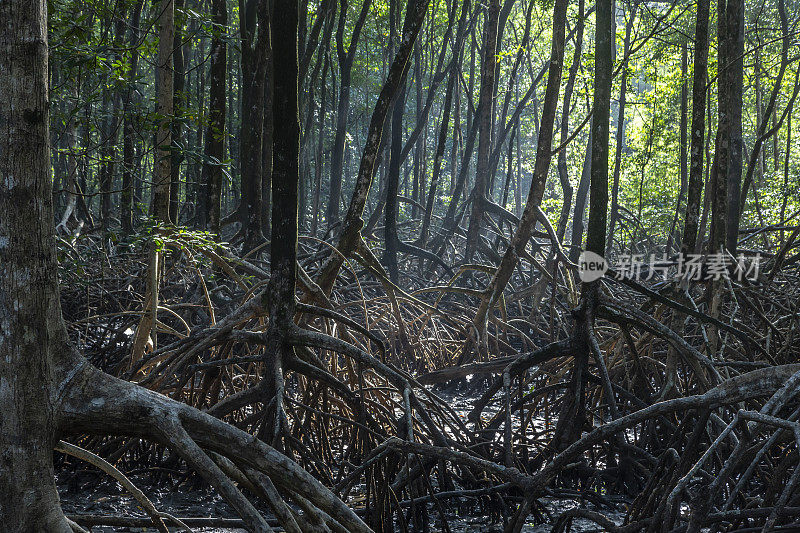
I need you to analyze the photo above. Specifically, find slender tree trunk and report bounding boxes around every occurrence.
[99,89,113,229]
[739,0,788,214]
[681,0,710,256]
[570,130,592,262]
[58,81,82,234]
[725,0,744,252]
[717,0,744,252]
[312,54,330,237]
[418,71,455,246]
[384,84,407,284]
[464,0,500,263]
[469,0,568,359]
[327,0,373,227]
[153,0,174,222]
[170,0,186,223]
[667,42,689,254]
[556,0,585,241]
[239,0,270,253]
[314,0,431,295]
[262,25,274,238]
[606,2,636,254]
[121,2,143,234]
[781,113,791,244]
[200,0,227,237]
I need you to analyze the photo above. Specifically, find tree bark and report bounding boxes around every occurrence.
[681,0,710,256]
[384,83,407,284]
[153,0,174,223]
[0,2,74,529]
[464,0,500,263]
[200,0,228,237]
[605,2,636,254]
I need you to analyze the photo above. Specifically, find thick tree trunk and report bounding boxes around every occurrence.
[0,4,74,530]
[586,0,613,258]
[256,0,301,447]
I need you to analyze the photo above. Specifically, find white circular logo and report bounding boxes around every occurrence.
[578,250,608,282]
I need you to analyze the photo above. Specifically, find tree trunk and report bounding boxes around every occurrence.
[240,0,270,253]
[464,0,500,263]
[556,0,585,242]
[200,0,228,237]
[258,0,300,447]
[314,0,431,295]
[0,3,74,529]
[170,0,186,224]
[725,0,744,253]
[739,0,788,214]
[469,0,568,359]
[384,83,407,284]
[667,42,689,254]
[681,0,710,256]
[153,0,174,223]
[418,70,455,246]
[261,27,274,239]
[311,53,330,237]
[605,2,636,254]
[327,0,373,227]
[587,0,613,258]
[121,1,144,235]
